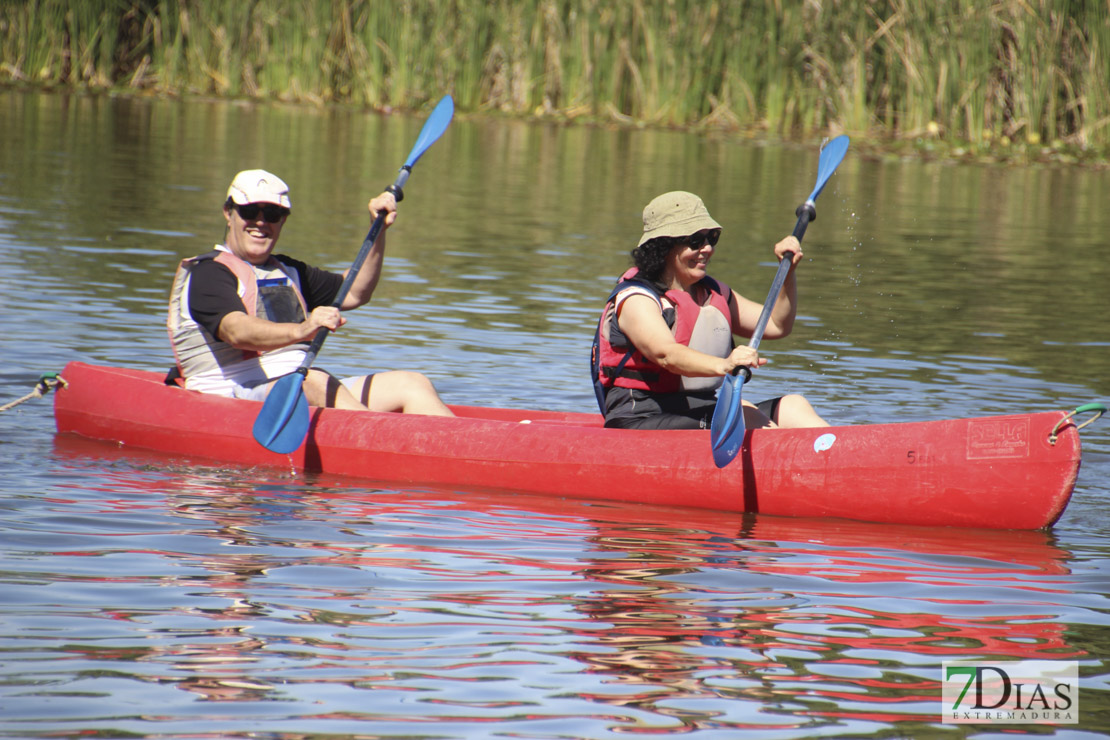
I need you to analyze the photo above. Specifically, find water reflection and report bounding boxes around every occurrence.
[567,516,1079,731]
[14,437,1096,735]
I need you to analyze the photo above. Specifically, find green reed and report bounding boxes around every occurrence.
[2,0,1107,151]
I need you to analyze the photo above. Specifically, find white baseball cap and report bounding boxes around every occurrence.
[226,169,292,210]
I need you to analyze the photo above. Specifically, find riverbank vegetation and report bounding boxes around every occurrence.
[2,1,1108,162]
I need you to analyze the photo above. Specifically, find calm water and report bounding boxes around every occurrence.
[1,90,1109,738]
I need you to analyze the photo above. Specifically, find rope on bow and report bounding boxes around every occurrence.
[1048,402,1107,444]
[0,373,67,413]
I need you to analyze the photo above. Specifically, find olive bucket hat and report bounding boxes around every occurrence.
[638,191,722,247]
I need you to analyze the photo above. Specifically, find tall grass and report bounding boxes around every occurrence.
[1,0,1107,150]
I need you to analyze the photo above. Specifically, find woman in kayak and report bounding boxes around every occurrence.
[593,191,828,430]
[168,169,453,416]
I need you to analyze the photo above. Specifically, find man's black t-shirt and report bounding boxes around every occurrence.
[187,254,344,338]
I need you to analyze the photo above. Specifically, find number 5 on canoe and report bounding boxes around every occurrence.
[253,95,456,454]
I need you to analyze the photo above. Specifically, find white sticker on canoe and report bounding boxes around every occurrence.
[814,433,837,453]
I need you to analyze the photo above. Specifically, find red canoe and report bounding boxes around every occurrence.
[52,361,1094,530]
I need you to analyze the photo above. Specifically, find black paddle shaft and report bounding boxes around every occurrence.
[746,200,817,355]
[297,174,410,370]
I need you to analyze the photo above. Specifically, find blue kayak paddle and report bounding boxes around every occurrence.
[709,134,850,468]
[253,95,455,454]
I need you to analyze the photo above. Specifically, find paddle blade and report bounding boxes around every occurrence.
[710,372,747,468]
[405,96,455,168]
[252,372,310,454]
[808,135,850,203]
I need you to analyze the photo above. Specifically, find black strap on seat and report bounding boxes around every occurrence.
[164,366,183,387]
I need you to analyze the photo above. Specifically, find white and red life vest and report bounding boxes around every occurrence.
[166,246,308,393]
[593,267,734,402]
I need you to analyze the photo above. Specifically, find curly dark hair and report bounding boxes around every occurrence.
[630,236,679,283]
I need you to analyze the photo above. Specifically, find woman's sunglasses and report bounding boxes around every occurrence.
[234,202,289,223]
[682,230,721,249]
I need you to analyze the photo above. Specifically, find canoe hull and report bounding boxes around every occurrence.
[52,361,1082,529]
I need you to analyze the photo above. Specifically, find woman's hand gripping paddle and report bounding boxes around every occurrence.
[253,95,455,454]
[709,135,849,468]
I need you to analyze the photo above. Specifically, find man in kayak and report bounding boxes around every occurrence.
[167,169,453,416]
[592,191,827,430]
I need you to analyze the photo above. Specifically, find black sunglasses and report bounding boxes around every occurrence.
[682,230,721,249]
[234,202,289,223]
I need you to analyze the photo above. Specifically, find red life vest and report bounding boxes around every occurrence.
[591,267,734,409]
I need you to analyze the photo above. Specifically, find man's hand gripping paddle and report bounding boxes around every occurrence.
[253,96,455,454]
[709,135,849,468]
